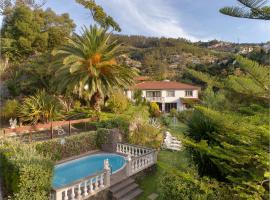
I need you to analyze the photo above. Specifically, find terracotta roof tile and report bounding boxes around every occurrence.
[134,81,200,90]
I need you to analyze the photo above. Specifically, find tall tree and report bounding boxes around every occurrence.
[75,0,121,32]
[1,5,75,61]
[220,0,270,20]
[0,0,46,14]
[53,25,138,111]
[185,56,270,199]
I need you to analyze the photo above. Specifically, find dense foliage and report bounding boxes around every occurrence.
[35,131,97,161]
[184,56,270,199]
[0,139,53,200]
[106,91,130,114]
[0,99,19,119]
[129,121,163,149]
[1,5,75,61]
[18,90,63,124]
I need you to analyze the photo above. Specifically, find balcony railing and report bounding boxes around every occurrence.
[145,96,165,102]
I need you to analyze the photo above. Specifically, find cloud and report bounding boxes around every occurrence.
[97,0,199,41]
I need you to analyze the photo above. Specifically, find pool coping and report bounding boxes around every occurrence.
[55,150,102,165]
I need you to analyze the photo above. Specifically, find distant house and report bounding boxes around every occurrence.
[126,80,200,112]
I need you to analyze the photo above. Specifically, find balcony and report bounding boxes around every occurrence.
[145,96,165,102]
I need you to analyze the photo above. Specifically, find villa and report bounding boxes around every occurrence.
[126,80,200,112]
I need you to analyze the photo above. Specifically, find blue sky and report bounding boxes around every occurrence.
[35,0,270,43]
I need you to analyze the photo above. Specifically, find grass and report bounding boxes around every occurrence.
[136,120,191,200]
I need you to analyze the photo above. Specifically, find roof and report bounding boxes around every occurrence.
[134,81,200,90]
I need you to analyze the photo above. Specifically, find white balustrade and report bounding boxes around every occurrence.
[53,169,110,200]
[116,143,152,157]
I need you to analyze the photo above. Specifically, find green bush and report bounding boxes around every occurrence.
[177,110,193,123]
[35,131,98,161]
[96,128,110,148]
[128,123,163,149]
[107,91,130,114]
[160,173,234,200]
[1,99,19,119]
[149,102,161,117]
[0,139,53,200]
[91,117,129,135]
[169,108,177,117]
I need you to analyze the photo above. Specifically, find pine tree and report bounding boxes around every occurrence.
[185,56,270,199]
[220,0,270,20]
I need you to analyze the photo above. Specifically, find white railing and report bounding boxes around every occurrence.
[145,96,164,102]
[52,169,110,200]
[116,143,152,157]
[116,143,157,177]
[127,151,156,176]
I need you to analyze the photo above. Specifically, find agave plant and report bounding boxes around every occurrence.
[18,90,63,124]
[53,25,138,111]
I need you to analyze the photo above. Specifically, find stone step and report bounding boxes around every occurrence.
[118,188,143,200]
[113,183,138,199]
[110,178,135,193]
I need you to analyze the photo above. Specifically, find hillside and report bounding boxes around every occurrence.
[112,35,269,84]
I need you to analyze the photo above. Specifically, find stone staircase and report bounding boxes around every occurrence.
[109,178,142,200]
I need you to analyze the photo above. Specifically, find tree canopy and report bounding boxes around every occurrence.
[185,56,270,199]
[1,5,75,61]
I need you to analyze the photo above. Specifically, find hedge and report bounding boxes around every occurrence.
[35,131,98,161]
[0,139,53,200]
[96,128,111,148]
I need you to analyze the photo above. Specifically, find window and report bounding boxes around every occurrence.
[185,90,193,97]
[166,90,175,97]
[146,91,161,97]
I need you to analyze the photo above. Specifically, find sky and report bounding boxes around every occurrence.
[12,0,270,43]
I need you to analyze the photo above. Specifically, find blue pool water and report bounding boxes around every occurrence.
[53,154,126,188]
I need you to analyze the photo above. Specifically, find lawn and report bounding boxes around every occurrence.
[136,120,191,200]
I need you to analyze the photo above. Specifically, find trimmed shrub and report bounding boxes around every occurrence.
[96,128,111,148]
[35,131,98,161]
[0,139,53,200]
[107,92,130,114]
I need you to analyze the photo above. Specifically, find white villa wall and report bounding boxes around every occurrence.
[126,89,199,112]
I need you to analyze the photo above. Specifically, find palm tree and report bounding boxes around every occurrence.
[53,25,138,111]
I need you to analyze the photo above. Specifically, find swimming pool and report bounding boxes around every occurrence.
[53,153,126,188]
